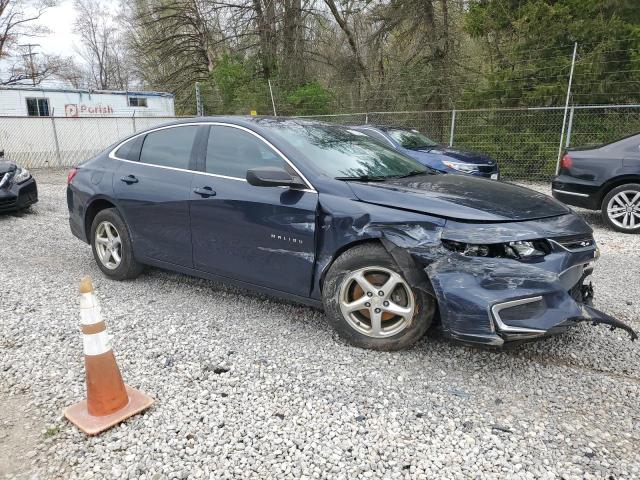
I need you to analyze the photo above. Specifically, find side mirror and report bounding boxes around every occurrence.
[246,167,303,188]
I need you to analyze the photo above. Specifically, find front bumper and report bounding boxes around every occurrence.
[424,250,636,346]
[0,177,38,212]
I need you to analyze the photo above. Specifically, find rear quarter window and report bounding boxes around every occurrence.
[114,135,144,161]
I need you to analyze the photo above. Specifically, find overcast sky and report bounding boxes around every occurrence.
[37,0,80,57]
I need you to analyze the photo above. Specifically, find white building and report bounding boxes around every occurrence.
[0,86,175,117]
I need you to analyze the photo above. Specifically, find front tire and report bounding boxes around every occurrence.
[90,208,143,280]
[322,243,435,351]
[601,184,640,233]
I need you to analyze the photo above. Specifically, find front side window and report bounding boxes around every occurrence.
[26,98,50,117]
[269,123,428,179]
[139,126,198,169]
[385,128,438,150]
[205,126,284,178]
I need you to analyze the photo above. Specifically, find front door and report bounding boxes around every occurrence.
[113,125,200,267]
[190,125,318,297]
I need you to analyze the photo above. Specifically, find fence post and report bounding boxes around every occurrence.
[268,79,277,116]
[51,114,62,167]
[449,110,456,147]
[132,111,137,133]
[195,82,203,116]
[556,42,578,174]
[365,112,369,124]
[565,106,575,148]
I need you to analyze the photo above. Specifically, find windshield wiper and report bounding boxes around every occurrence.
[334,175,388,182]
[405,144,437,151]
[397,169,427,178]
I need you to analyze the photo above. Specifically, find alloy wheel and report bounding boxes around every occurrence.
[607,190,640,230]
[339,266,416,338]
[95,221,122,269]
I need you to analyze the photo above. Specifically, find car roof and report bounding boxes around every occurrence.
[349,124,415,132]
[162,115,336,129]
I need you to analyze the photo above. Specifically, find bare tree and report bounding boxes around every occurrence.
[0,0,58,84]
[323,0,370,84]
[73,0,132,90]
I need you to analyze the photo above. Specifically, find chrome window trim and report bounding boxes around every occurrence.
[490,296,547,334]
[108,122,317,193]
[552,188,589,197]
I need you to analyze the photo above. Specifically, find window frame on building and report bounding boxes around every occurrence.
[26,97,50,117]
[128,97,148,108]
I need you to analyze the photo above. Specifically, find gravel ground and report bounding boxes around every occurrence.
[1,170,639,480]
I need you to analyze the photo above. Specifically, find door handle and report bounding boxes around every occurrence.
[194,186,216,197]
[120,175,139,184]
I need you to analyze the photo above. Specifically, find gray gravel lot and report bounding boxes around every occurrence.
[1,170,639,479]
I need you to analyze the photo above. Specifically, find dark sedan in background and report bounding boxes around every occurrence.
[67,117,635,351]
[0,151,38,213]
[552,133,640,233]
[348,125,500,179]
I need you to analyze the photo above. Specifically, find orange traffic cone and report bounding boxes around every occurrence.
[64,277,153,435]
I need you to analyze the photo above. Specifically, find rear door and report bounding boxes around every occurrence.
[113,125,201,267]
[189,124,318,296]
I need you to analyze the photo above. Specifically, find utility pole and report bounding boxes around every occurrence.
[20,44,39,86]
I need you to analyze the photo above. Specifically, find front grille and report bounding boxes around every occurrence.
[0,197,17,208]
[550,233,595,251]
[478,164,497,174]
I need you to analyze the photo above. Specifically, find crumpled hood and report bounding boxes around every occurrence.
[348,173,570,221]
[0,160,16,174]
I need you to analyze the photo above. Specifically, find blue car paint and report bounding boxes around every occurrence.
[67,117,636,346]
[350,125,499,178]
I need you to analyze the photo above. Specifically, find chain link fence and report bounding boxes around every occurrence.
[2,105,640,180]
[0,116,182,168]
[299,105,640,180]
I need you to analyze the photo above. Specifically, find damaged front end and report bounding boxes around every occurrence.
[404,216,637,346]
[315,196,637,347]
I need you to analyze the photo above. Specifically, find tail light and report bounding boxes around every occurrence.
[67,167,78,185]
[560,153,573,170]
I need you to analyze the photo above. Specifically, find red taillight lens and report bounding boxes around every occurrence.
[560,153,573,170]
[67,168,78,185]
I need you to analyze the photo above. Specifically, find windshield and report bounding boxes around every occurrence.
[386,128,439,150]
[269,124,429,179]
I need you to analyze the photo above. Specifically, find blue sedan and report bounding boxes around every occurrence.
[348,125,500,179]
[66,117,635,350]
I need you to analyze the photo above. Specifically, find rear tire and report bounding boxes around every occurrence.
[322,243,435,351]
[601,184,640,234]
[90,208,143,280]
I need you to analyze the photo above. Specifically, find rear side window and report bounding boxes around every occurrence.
[140,126,198,169]
[205,126,283,178]
[114,135,144,161]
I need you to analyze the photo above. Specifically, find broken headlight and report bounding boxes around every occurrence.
[13,168,31,184]
[442,239,551,259]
